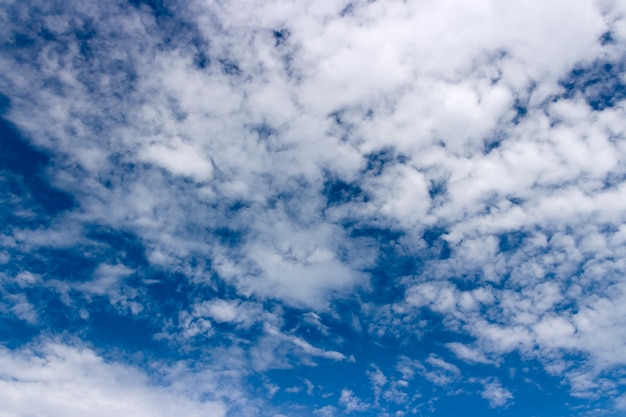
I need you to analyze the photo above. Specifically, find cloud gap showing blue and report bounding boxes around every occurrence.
[560,60,626,110]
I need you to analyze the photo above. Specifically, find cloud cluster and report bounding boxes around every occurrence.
[2,0,626,414]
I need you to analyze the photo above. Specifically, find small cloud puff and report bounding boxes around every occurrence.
[481,379,514,408]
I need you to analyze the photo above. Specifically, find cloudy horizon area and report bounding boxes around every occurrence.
[2,0,626,416]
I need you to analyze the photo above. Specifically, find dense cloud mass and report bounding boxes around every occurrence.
[2,0,626,415]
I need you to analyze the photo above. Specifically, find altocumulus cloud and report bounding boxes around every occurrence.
[2,0,626,415]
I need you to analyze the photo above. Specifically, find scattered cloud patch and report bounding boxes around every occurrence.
[1,0,626,415]
[0,341,227,417]
[339,389,370,413]
[480,379,514,408]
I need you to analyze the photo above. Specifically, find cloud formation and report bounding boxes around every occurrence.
[0,342,226,417]
[2,0,626,415]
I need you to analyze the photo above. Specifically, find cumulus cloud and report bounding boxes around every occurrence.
[339,389,369,413]
[480,379,514,408]
[191,299,264,328]
[0,342,227,417]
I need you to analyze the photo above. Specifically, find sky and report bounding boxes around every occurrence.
[1,0,626,416]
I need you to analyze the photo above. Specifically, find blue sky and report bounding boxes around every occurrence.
[2,0,626,416]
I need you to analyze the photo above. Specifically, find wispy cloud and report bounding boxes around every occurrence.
[339,389,369,413]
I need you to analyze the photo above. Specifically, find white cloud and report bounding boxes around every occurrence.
[1,293,38,324]
[303,312,330,335]
[0,342,227,417]
[480,379,514,408]
[0,272,42,324]
[240,320,349,372]
[423,355,461,386]
[446,342,494,365]
[2,0,615,310]
[200,299,240,323]
[614,393,626,410]
[368,364,388,403]
[305,379,315,396]
[265,324,347,362]
[191,299,264,329]
[138,137,214,182]
[339,389,369,413]
[314,405,337,417]
[2,0,626,409]
[63,263,143,314]
[80,264,133,295]
[290,336,345,361]
[241,222,366,307]
[14,271,40,287]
